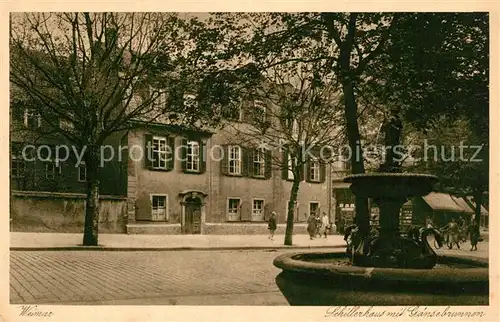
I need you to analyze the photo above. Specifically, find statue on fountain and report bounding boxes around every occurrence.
[378,108,403,173]
[344,108,442,269]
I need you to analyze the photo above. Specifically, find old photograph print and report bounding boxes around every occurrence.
[9,11,489,312]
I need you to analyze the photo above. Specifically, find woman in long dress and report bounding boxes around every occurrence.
[307,214,317,240]
[468,220,480,251]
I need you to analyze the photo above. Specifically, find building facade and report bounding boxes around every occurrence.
[10,104,128,233]
[10,99,336,235]
[125,121,334,235]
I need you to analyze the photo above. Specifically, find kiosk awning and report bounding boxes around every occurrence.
[422,192,465,213]
[451,196,475,214]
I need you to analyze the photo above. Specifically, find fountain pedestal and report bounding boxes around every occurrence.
[345,173,443,268]
[375,197,405,238]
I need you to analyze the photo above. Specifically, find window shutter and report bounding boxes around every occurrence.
[135,198,151,221]
[282,150,289,179]
[240,103,247,122]
[305,159,311,183]
[241,101,251,123]
[200,141,206,173]
[144,134,153,169]
[241,147,249,176]
[220,145,229,175]
[167,137,175,170]
[264,149,272,179]
[181,138,188,171]
[319,162,326,183]
[240,200,251,221]
[247,148,254,177]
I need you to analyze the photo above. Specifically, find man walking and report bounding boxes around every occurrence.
[320,212,330,238]
[442,218,460,249]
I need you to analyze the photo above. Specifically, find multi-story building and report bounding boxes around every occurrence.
[10,91,337,235]
[124,100,335,234]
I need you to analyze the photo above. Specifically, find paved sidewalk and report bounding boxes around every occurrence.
[9,232,489,259]
[10,232,346,251]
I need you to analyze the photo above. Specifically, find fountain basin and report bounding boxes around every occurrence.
[343,173,439,199]
[274,251,489,306]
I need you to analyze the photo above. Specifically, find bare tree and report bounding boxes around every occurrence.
[10,12,215,245]
[222,61,345,245]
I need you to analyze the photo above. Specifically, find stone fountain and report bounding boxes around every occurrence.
[273,111,489,305]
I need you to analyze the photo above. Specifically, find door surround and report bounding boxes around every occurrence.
[179,190,207,234]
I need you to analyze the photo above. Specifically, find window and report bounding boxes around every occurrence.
[287,154,295,180]
[228,146,241,175]
[24,109,41,129]
[286,200,303,223]
[152,136,168,169]
[252,199,265,221]
[228,198,241,221]
[309,158,320,182]
[78,162,87,182]
[186,141,200,172]
[11,155,25,178]
[253,100,266,124]
[222,105,241,121]
[151,195,168,221]
[309,202,320,217]
[45,161,61,179]
[253,148,266,177]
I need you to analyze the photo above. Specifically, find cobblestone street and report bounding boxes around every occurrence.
[9,249,301,305]
[10,239,488,306]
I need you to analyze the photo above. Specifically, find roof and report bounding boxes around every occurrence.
[451,196,475,214]
[422,192,465,213]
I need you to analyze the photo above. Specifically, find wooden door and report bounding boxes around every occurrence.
[184,197,202,234]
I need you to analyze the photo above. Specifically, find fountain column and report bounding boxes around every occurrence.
[375,197,406,238]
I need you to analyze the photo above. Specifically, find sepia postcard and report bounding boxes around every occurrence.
[1,1,498,322]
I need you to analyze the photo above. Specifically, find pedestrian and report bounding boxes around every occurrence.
[320,212,330,238]
[268,211,277,240]
[468,220,480,251]
[442,218,460,249]
[458,216,467,242]
[307,213,317,240]
[314,214,322,238]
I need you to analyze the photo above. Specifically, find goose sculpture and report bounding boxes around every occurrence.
[345,225,444,269]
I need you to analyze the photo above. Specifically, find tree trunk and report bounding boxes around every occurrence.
[342,80,370,237]
[284,178,301,246]
[473,190,483,227]
[83,145,101,246]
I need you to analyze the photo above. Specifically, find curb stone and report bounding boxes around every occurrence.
[9,245,346,252]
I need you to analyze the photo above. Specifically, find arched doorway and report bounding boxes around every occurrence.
[179,190,207,234]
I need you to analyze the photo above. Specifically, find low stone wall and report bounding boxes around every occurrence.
[10,191,127,233]
[203,223,310,235]
[124,222,338,235]
[126,223,182,234]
